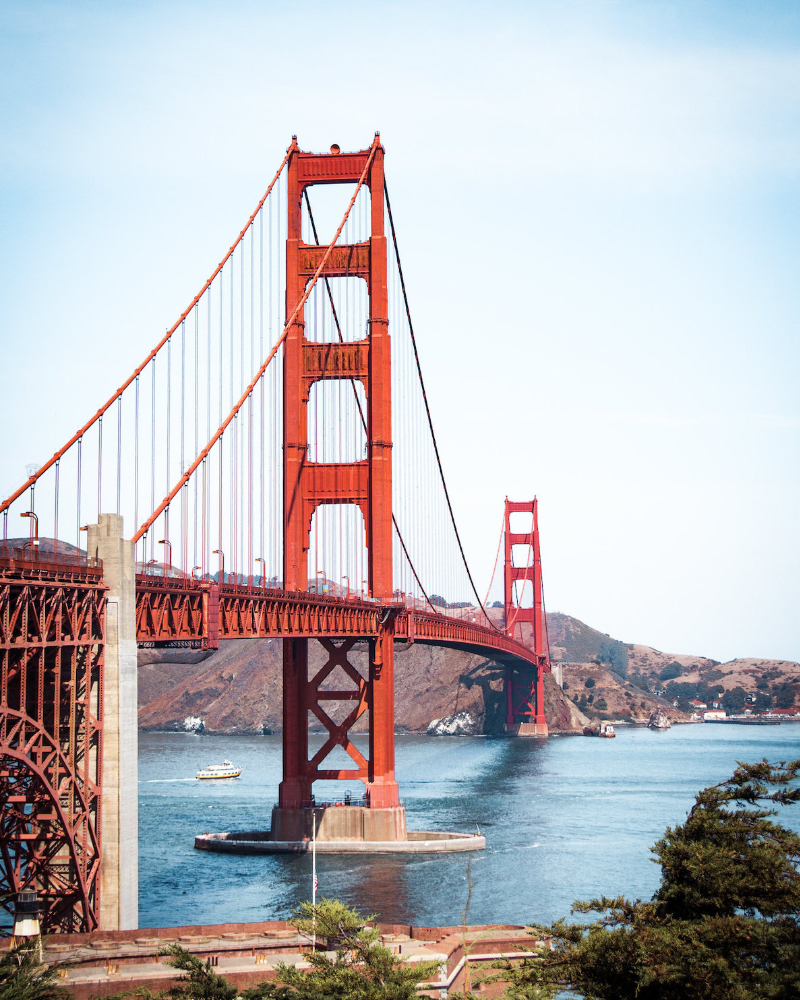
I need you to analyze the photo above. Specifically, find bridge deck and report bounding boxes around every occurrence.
[135,577,541,669]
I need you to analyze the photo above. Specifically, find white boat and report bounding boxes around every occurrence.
[195,759,241,780]
[583,722,616,738]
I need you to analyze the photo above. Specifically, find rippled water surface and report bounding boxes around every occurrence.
[139,724,800,929]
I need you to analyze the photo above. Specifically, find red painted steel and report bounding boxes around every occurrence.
[133,581,541,664]
[503,499,550,728]
[0,137,559,934]
[132,140,378,545]
[0,546,104,932]
[280,137,399,810]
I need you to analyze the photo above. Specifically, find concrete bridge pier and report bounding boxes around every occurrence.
[86,514,138,930]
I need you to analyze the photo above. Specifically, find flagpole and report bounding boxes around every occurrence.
[312,809,317,951]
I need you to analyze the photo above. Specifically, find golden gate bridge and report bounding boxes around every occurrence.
[0,135,550,934]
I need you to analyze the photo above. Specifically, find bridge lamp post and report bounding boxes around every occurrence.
[158,539,172,575]
[191,565,202,581]
[20,511,39,550]
[255,557,266,590]
[213,549,224,585]
[147,558,159,577]
[316,569,326,595]
[341,575,350,598]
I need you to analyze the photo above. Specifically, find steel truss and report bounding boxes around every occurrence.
[0,548,104,932]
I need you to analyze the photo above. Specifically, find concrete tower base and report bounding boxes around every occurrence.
[271,805,406,843]
[506,721,549,737]
[195,804,485,854]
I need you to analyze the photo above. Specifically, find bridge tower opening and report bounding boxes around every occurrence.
[275,136,402,840]
[503,498,550,737]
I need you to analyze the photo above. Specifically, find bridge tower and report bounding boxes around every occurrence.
[504,498,549,736]
[274,136,403,840]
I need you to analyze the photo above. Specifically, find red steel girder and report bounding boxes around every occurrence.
[503,498,550,727]
[0,551,104,933]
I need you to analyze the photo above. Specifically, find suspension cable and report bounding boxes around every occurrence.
[133,137,380,544]
[302,189,437,614]
[482,510,506,610]
[384,180,501,631]
[0,147,293,515]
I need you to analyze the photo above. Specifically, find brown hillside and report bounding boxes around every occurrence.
[561,663,688,724]
[138,638,583,735]
[137,611,800,734]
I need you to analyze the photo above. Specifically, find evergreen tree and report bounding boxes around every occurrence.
[289,897,372,950]
[101,900,439,1000]
[0,942,71,1000]
[240,926,440,1000]
[241,899,439,1000]
[494,759,800,999]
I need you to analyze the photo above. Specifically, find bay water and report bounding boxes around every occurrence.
[139,724,800,929]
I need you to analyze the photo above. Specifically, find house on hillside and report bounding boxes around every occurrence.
[690,699,708,711]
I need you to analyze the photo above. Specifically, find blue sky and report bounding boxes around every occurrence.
[1,0,799,662]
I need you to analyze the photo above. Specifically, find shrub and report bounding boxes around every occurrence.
[598,640,629,677]
[659,662,682,682]
[290,898,371,949]
[0,943,71,1000]
[594,699,608,711]
[754,692,773,712]
[721,687,747,715]
[584,678,596,689]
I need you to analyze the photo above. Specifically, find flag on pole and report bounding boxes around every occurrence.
[312,811,318,950]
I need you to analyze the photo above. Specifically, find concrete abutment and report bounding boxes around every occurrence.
[87,514,138,931]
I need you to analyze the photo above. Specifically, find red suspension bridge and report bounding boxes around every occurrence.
[0,135,551,934]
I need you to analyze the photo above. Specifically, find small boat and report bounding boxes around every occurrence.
[647,710,672,730]
[583,722,616,738]
[195,760,241,780]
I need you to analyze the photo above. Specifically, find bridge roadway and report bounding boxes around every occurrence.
[135,576,540,669]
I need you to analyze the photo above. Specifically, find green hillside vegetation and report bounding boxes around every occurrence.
[547,613,632,667]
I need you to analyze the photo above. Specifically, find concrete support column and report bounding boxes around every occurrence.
[87,514,138,930]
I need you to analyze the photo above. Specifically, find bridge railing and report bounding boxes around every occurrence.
[0,544,103,582]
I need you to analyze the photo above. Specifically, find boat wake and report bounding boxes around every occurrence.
[142,778,197,784]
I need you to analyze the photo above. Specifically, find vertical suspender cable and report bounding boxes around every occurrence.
[76,437,82,551]
[54,460,59,553]
[116,396,122,516]
[385,181,500,630]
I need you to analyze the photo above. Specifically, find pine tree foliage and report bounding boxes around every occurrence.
[158,944,239,999]
[0,942,71,1000]
[243,900,440,1000]
[289,897,374,948]
[240,926,440,1000]
[100,901,439,1000]
[496,759,800,1000]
